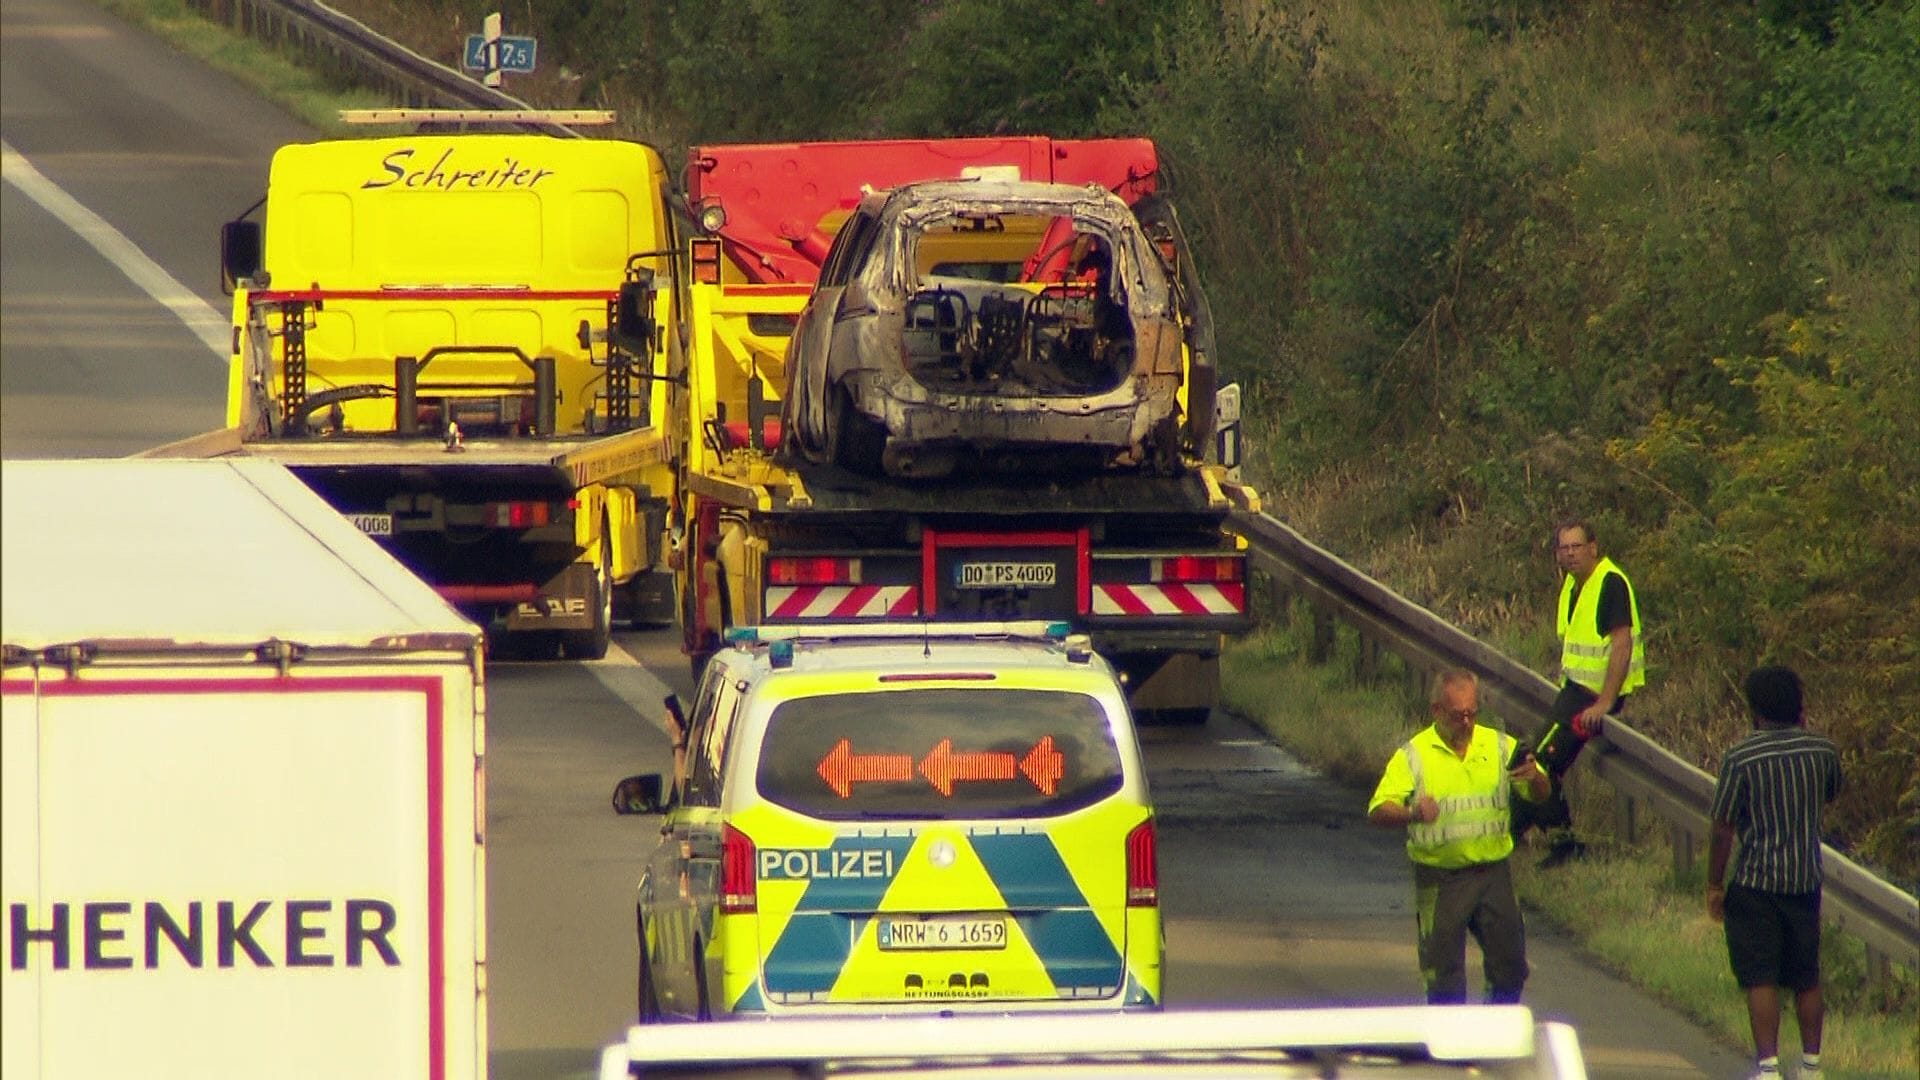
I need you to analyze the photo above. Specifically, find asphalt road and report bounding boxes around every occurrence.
[1,1,1752,1076]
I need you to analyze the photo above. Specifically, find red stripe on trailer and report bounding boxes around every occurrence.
[253,287,616,303]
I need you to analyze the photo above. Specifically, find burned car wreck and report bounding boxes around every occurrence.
[780,179,1198,480]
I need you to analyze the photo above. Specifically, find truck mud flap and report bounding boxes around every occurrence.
[503,562,596,632]
[618,568,678,628]
[1110,652,1217,726]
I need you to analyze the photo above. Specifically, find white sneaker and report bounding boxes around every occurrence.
[1798,1065,1823,1080]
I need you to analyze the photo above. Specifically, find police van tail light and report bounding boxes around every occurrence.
[1126,818,1158,907]
[721,824,758,914]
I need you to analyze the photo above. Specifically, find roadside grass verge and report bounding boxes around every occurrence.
[98,0,383,134]
[1223,628,1919,1079]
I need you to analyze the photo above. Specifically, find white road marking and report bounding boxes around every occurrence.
[1,139,229,362]
[581,638,678,738]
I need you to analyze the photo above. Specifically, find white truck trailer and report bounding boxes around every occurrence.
[2,459,487,1080]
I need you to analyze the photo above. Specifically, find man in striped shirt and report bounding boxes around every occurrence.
[1708,666,1843,1080]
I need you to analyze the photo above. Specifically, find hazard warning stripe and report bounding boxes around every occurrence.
[1091,582,1244,617]
[767,585,919,619]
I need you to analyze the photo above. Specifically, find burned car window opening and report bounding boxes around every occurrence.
[903,214,1135,399]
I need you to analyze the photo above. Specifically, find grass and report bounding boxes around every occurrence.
[98,0,387,135]
[1224,623,1920,1080]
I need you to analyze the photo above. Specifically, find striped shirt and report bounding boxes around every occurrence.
[1709,726,1843,894]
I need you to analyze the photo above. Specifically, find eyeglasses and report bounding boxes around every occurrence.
[1441,708,1478,722]
[1555,541,1593,553]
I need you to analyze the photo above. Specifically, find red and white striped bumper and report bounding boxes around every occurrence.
[1092,582,1245,617]
[767,585,920,620]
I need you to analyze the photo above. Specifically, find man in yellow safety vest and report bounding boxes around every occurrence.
[1513,518,1646,867]
[1369,669,1550,1004]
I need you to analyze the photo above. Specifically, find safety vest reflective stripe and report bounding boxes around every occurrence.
[1402,733,1514,853]
[1557,557,1645,695]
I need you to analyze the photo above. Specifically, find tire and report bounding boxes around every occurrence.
[563,529,613,661]
[693,934,713,1021]
[827,386,886,475]
[636,909,662,1023]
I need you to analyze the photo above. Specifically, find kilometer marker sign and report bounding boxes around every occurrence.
[816,736,1064,798]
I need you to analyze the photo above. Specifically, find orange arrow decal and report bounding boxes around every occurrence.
[919,738,1016,797]
[1020,735,1064,795]
[817,737,914,799]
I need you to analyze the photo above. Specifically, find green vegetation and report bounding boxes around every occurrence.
[124,0,1918,1057]
[102,0,385,134]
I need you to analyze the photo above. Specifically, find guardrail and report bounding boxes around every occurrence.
[185,0,534,114]
[1230,507,1919,981]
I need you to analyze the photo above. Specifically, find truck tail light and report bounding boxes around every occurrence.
[768,556,859,585]
[721,824,757,914]
[1153,556,1241,584]
[1126,818,1158,908]
[691,238,723,285]
[487,501,553,528]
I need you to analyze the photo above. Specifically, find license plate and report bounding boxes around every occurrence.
[955,561,1055,589]
[877,915,1007,951]
[349,513,394,537]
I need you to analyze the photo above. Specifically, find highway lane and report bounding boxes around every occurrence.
[1,0,299,454]
[1,3,1749,1077]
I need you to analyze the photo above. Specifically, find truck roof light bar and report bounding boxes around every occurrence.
[337,109,616,126]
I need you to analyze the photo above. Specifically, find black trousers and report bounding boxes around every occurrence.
[1509,681,1625,841]
[1414,858,1528,1003]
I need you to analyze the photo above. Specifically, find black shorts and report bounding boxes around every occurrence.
[1724,884,1822,990]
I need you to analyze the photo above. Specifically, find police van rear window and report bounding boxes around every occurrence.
[756,688,1124,820]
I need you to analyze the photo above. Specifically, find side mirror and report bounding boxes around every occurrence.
[610,273,658,355]
[611,773,665,815]
[220,220,263,296]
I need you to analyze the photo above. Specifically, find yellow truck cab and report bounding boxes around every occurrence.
[204,111,682,657]
[615,621,1162,1019]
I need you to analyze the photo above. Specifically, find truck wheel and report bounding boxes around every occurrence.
[564,532,613,661]
[636,909,662,1023]
[694,933,713,1021]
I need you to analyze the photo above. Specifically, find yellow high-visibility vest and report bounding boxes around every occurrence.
[1557,556,1645,696]
[1372,726,1520,869]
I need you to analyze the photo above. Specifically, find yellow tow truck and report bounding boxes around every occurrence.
[633,138,1256,721]
[161,111,683,657]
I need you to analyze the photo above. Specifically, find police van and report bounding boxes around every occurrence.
[613,621,1161,1019]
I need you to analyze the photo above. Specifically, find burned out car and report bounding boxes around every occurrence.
[780,179,1201,480]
